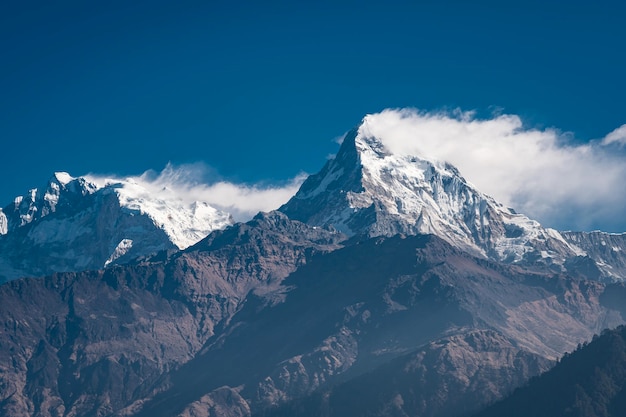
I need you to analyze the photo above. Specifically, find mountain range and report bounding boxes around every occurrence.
[1,113,626,417]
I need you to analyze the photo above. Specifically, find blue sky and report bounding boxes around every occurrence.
[1,1,625,231]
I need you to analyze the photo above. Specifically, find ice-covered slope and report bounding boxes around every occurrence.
[83,174,233,249]
[281,114,583,267]
[0,172,233,283]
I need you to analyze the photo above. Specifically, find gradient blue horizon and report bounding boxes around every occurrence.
[1,0,625,230]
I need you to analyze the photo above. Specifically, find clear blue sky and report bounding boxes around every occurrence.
[1,1,625,228]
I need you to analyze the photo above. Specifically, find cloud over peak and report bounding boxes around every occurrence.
[82,109,626,233]
[87,163,306,222]
[362,108,626,232]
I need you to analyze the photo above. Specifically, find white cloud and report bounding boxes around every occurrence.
[188,176,307,221]
[88,163,306,222]
[361,109,626,232]
[333,131,349,145]
[601,124,626,147]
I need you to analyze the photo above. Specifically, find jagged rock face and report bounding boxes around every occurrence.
[177,387,250,417]
[0,172,97,232]
[0,212,343,417]
[280,121,580,268]
[0,173,233,283]
[127,234,623,417]
[562,231,626,282]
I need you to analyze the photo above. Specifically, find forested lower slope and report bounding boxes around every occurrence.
[474,325,626,417]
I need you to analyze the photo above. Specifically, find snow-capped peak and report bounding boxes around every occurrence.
[1,173,96,230]
[1,171,234,251]
[53,171,74,185]
[281,115,583,266]
[0,170,236,282]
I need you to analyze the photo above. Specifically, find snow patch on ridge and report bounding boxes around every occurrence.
[0,209,6,235]
[300,166,345,200]
[53,171,74,185]
[105,239,133,267]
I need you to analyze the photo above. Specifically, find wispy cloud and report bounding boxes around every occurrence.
[333,131,349,145]
[88,163,306,222]
[601,124,626,147]
[187,176,307,221]
[361,109,626,232]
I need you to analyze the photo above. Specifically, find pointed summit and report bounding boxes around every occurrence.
[281,113,581,265]
[52,171,74,185]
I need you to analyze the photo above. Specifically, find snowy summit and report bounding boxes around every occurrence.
[281,113,584,267]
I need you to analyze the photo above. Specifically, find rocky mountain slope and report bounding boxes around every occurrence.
[0,212,343,417]
[256,330,552,417]
[3,215,622,417]
[171,233,621,417]
[0,172,233,283]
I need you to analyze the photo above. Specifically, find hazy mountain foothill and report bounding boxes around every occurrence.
[2,116,626,417]
[473,325,626,417]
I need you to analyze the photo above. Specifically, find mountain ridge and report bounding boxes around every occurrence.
[129,230,623,417]
[0,172,233,283]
